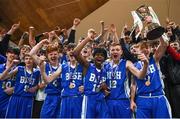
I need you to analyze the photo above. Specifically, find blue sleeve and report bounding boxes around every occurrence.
[0,54,6,64]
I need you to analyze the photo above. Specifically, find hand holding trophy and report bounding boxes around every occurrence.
[132,5,165,40]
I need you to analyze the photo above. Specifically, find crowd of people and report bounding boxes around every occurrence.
[0,15,180,118]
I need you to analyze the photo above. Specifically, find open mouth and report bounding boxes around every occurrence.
[50,58,57,62]
[69,54,74,57]
[96,58,103,63]
[83,50,88,53]
[113,54,118,59]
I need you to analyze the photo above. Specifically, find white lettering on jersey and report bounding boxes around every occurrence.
[89,73,96,82]
[107,71,122,79]
[149,64,156,74]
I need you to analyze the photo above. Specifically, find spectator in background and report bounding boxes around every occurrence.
[160,20,180,118]
[0,22,20,56]
[166,41,180,61]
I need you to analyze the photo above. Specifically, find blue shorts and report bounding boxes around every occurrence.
[135,95,172,118]
[0,92,10,118]
[40,94,61,118]
[60,95,83,118]
[106,99,131,118]
[81,95,110,118]
[5,95,34,118]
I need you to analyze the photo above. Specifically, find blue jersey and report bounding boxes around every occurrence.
[0,63,15,118]
[134,56,164,95]
[13,66,40,97]
[83,63,106,100]
[105,59,130,99]
[61,63,83,97]
[45,63,62,94]
[0,64,15,95]
[0,55,6,64]
[59,54,68,64]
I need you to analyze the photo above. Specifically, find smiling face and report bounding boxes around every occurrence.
[170,41,179,51]
[46,44,60,65]
[47,51,59,65]
[81,46,92,58]
[94,53,106,68]
[6,52,17,62]
[93,48,107,69]
[109,44,123,63]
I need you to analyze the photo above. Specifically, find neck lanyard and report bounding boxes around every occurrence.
[48,62,60,73]
[24,68,33,82]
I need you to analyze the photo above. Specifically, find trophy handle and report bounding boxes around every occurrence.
[131,11,143,40]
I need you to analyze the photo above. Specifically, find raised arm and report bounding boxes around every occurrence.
[110,24,119,44]
[68,18,81,43]
[95,21,105,42]
[18,32,29,48]
[7,22,20,35]
[73,37,91,68]
[0,22,20,56]
[119,38,138,63]
[29,26,36,47]
[73,29,96,75]
[0,60,19,80]
[154,37,168,62]
[29,39,49,65]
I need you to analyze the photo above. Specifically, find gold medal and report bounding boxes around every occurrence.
[69,82,75,89]
[145,80,151,86]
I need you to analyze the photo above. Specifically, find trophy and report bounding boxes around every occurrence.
[132,5,165,40]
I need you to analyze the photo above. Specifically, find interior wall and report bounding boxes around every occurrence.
[75,0,180,41]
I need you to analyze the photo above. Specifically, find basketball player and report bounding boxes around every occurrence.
[0,47,19,118]
[73,29,110,118]
[29,39,62,118]
[39,43,84,118]
[131,38,172,118]
[1,54,40,118]
[105,42,149,118]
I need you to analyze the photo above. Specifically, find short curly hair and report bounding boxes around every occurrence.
[93,48,107,60]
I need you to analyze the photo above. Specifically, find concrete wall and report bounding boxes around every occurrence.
[75,0,180,41]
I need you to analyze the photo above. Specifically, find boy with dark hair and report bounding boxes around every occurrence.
[73,29,110,118]
[0,47,19,118]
